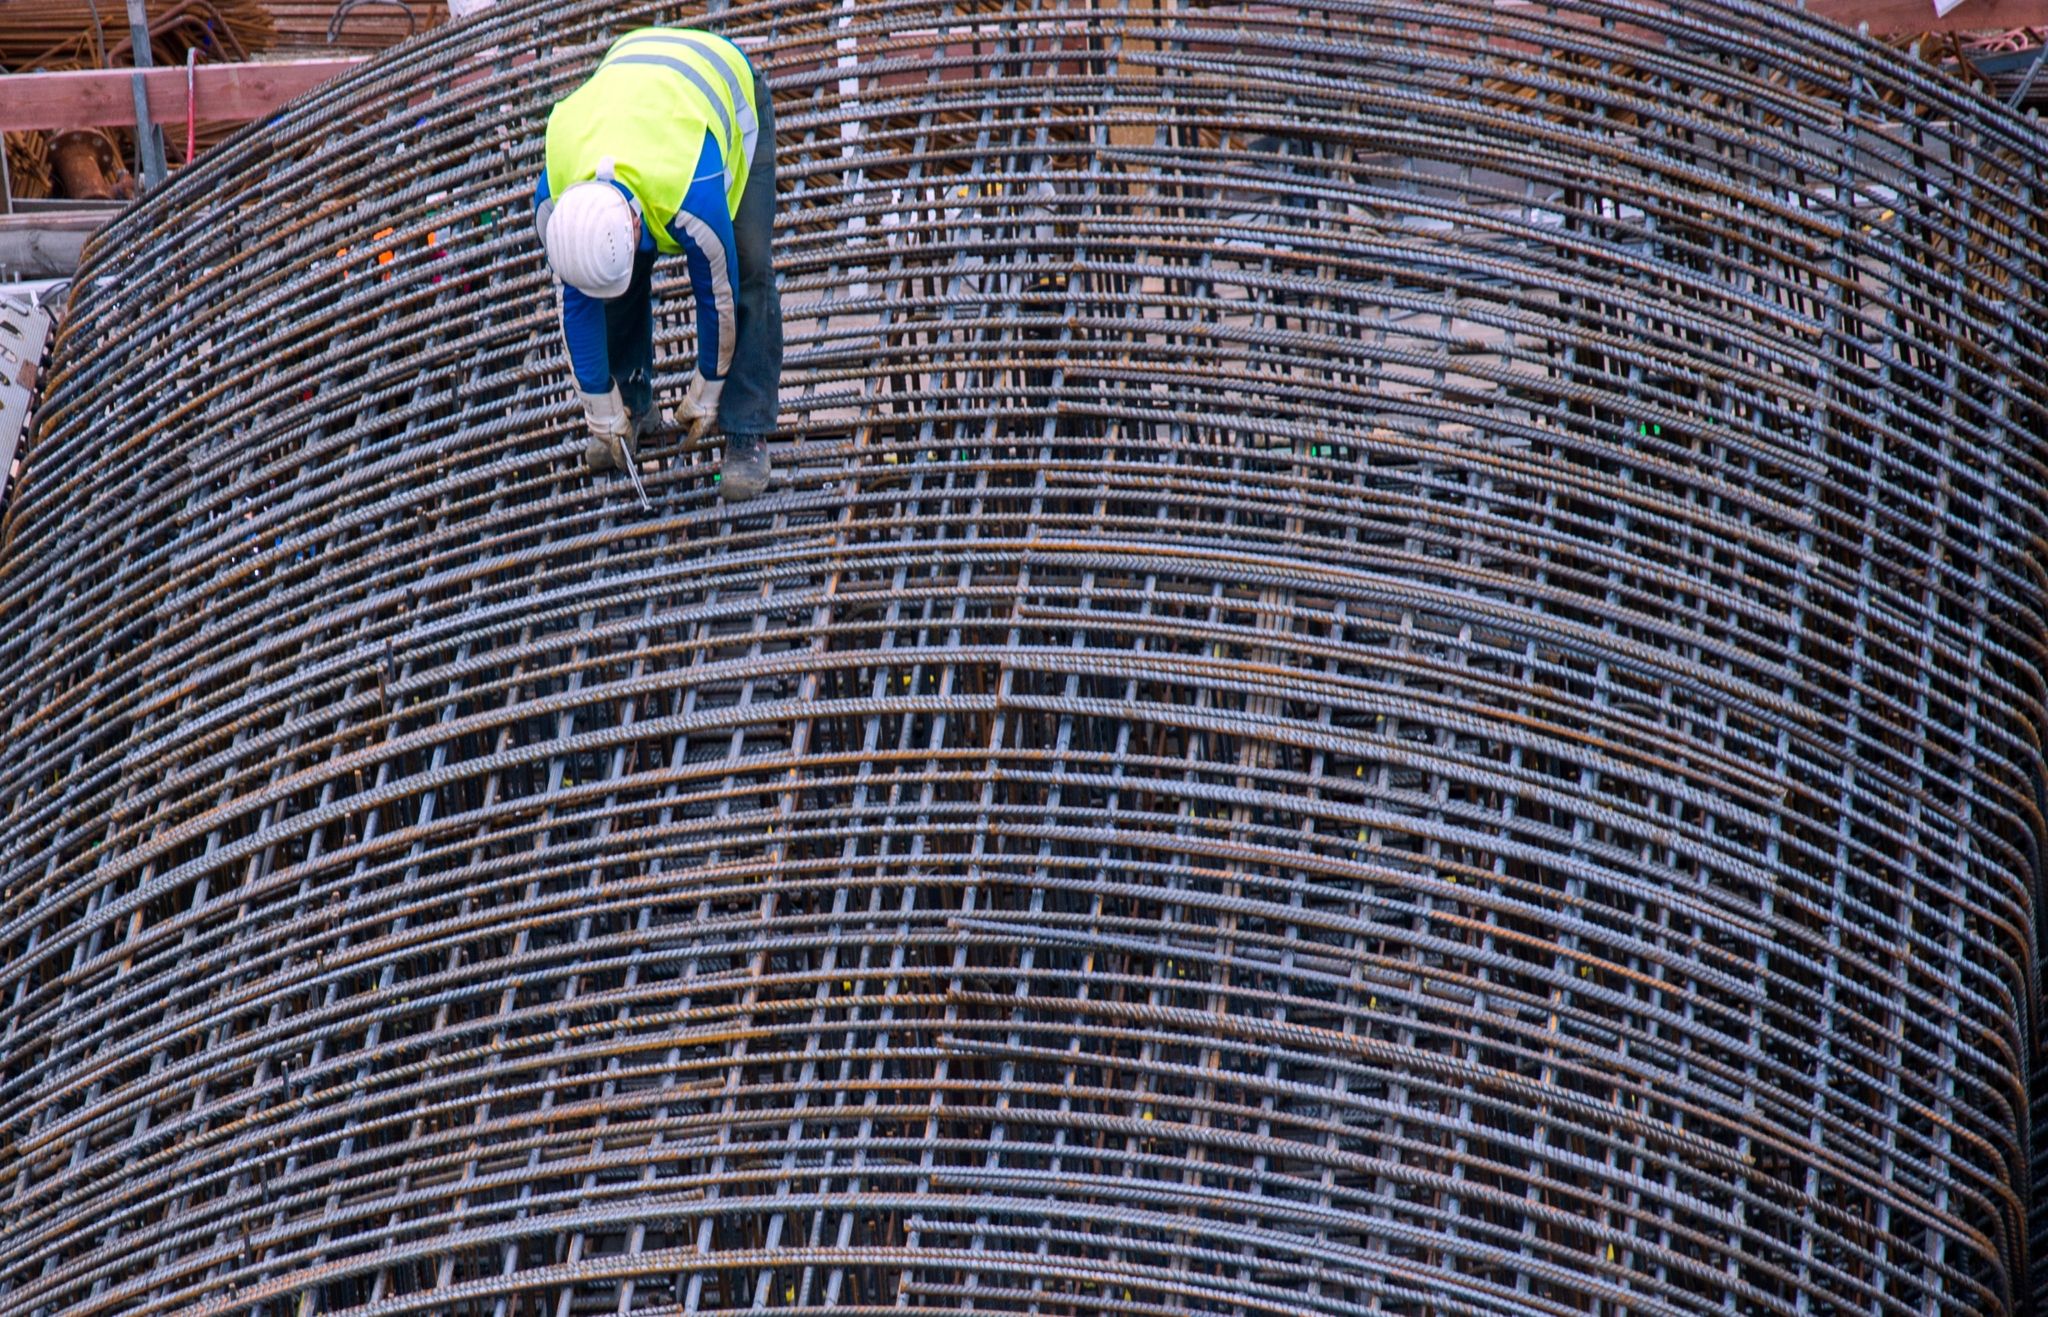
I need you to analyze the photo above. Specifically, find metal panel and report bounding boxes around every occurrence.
[0,294,51,496]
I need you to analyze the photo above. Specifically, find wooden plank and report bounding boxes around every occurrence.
[0,59,365,135]
[264,0,448,51]
[1794,0,2048,31]
[1107,0,1166,148]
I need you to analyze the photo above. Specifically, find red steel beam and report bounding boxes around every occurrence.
[0,59,365,135]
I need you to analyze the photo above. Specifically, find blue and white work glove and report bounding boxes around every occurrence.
[580,384,631,441]
[579,384,635,472]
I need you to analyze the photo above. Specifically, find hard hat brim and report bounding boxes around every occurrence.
[567,268,634,301]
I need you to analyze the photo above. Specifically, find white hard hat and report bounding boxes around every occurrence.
[544,174,638,299]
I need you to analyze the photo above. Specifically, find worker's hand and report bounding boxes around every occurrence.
[578,384,636,472]
[677,374,725,444]
[580,385,632,442]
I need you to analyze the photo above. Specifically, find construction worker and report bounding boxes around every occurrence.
[533,27,781,500]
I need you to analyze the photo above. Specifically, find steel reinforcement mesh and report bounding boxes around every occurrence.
[2,2,2046,1313]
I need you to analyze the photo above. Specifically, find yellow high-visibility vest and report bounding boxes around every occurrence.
[544,27,760,253]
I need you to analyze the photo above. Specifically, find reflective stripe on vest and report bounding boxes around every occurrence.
[605,30,759,181]
[544,27,757,253]
[604,54,737,154]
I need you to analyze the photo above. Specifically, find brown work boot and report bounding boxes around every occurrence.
[719,433,771,501]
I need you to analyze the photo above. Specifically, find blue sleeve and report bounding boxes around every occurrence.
[535,171,612,394]
[667,131,740,381]
[560,287,612,395]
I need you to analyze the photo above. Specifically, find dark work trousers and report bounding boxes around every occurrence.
[601,68,781,438]
[605,249,658,426]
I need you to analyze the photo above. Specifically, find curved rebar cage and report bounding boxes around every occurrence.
[1,2,2046,1313]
